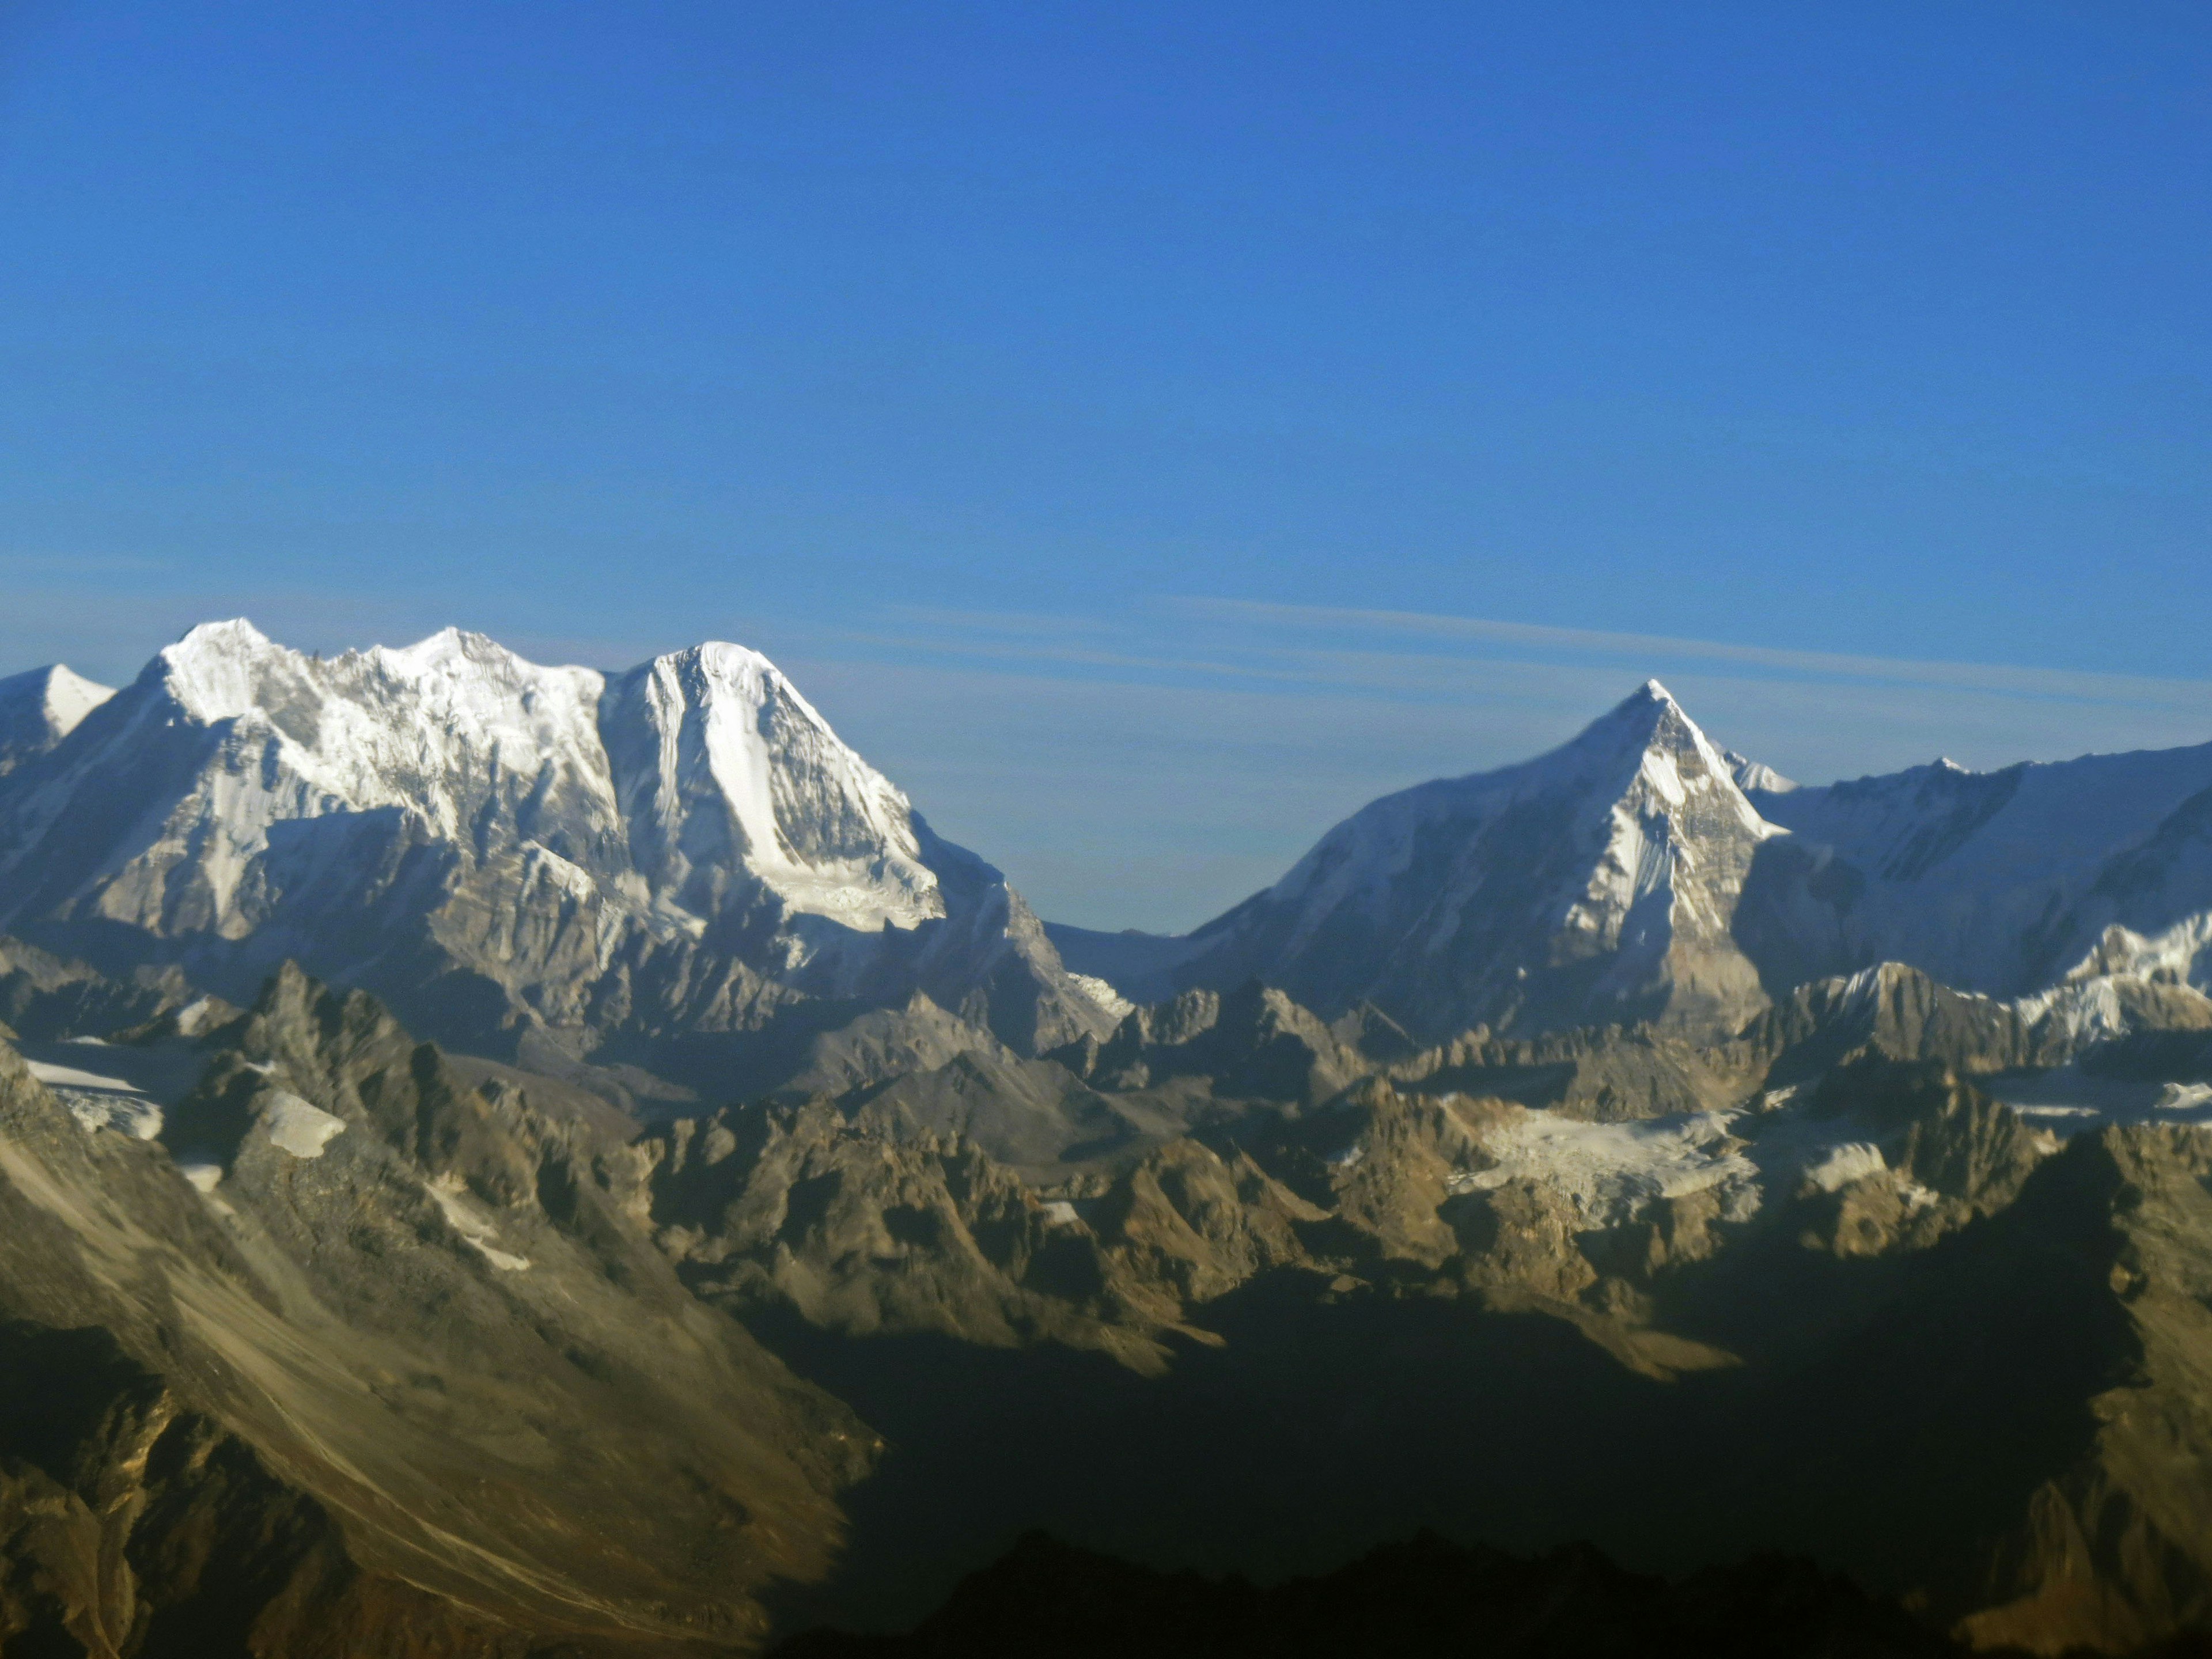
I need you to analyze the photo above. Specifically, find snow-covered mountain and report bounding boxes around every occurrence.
[1056,682,1784,1041]
[0,621,1116,1084]
[0,664,112,776]
[1054,682,2212,1044]
[1740,742,2212,1037]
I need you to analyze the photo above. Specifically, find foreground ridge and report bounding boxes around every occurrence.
[772,1531,1965,1659]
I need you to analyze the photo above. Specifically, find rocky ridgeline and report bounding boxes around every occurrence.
[1,944,2211,1653]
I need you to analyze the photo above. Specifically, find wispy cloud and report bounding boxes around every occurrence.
[1176,597,2212,712]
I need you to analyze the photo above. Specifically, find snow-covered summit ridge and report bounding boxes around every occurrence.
[25,618,942,935]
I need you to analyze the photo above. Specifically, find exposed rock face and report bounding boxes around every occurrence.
[1954,1124,2212,1653]
[645,1096,1139,1358]
[635,1096,1324,1373]
[0,935,208,1044]
[0,1320,517,1658]
[0,964,876,1654]
[1391,1021,1762,1122]
[0,623,1115,1096]
[636,980,2212,1654]
[1751,962,2062,1081]
[1082,983,1377,1105]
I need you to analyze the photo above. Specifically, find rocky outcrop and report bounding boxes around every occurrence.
[1953,1124,2212,1653]
[0,966,877,1654]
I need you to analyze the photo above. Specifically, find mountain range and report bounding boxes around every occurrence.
[6,626,2210,1107]
[0,622,1118,1106]
[1052,678,2212,1046]
[2,620,2211,1657]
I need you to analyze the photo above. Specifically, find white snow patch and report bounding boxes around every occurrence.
[2156,1081,2212,1113]
[25,1057,165,1139]
[179,1161,224,1193]
[1450,1106,1759,1229]
[1038,1200,1081,1228]
[1800,1142,1888,1194]
[1067,974,1134,1022]
[427,1177,531,1270]
[262,1092,346,1158]
[26,1056,139,1092]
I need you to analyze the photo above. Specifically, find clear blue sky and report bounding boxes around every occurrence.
[3,2,2209,929]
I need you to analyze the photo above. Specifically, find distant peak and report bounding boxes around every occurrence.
[638,639,807,710]
[153,619,294,719]
[0,664,116,757]
[1537,677,1772,822]
[1724,748,1797,796]
[41,665,115,735]
[171,618,274,655]
[1583,677,1692,747]
[384,626,522,672]
[688,639,779,675]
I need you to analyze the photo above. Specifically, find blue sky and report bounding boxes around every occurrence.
[3,2,2208,929]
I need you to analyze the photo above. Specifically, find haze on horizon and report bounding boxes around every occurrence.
[2,2,2207,930]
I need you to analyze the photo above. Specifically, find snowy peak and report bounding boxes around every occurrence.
[151,618,291,721]
[40,665,115,734]
[105,620,945,933]
[1498,678,1774,849]
[601,640,942,932]
[0,618,1112,1074]
[1724,749,1797,797]
[1161,682,1785,1040]
[0,664,116,775]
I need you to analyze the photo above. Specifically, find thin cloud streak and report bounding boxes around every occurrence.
[1179,598,2212,711]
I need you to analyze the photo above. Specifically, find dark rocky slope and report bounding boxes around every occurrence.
[0,965,876,1655]
[771,1531,1966,1659]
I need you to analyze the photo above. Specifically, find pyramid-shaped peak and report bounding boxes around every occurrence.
[1568,677,1708,756]
[0,664,114,728]
[631,639,842,732]
[0,664,118,772]
[1514,678,1772,827]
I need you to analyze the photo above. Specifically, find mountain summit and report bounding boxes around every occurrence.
[0,662,113,777]
[1088,680,1784,1041]
[0,620,1116,1088]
